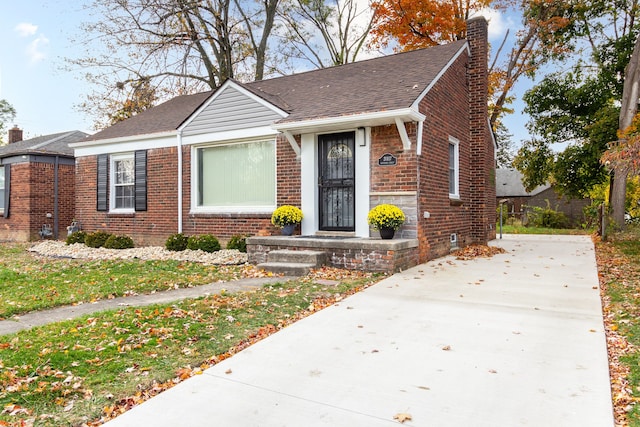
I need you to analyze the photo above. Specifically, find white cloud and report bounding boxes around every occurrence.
[13,23,49,63]
[26,35,50,63]
[15,22,38,37]
[474,8,519,42]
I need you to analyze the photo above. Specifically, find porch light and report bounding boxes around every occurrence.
[358,127,366,146]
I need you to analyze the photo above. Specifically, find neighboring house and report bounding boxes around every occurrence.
[71,17,496,268]
[496,168,590,226]
[0,127,89,241]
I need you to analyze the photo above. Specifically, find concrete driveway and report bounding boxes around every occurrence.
[103,234,614,426]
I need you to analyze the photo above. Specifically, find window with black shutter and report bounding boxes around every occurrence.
[97,154,108,211]
[134,150,147,211]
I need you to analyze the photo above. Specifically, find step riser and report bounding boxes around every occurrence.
[257,262,313,276]
[267,250,327,267]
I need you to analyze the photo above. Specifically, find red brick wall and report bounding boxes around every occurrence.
[76,148,180,246]
[75,135,300,246]
[415,51,473,262]
[467,17,496,242]
[0,160,75,241]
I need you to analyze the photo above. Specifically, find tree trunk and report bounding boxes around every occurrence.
[613,33,640,227]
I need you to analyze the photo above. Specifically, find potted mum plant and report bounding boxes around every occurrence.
[367,204,405,239]
[271,205,303,235]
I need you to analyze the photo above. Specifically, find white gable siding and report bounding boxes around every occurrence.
[182,86,283,137]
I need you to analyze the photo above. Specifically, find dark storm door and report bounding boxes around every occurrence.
[318,132,355,231]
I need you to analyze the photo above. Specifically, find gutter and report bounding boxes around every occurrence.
[54,155,59,239]
[177,131,183,234]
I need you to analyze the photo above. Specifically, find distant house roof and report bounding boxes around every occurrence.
[0,130,89,158]
[496,168,550,198]
[87,40,468,142]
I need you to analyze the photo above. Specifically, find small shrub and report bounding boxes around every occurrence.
[165,233,188,252]
[85,231,113,248]
[226,234,248,253]
[187,234,221,253]
[528,205,569,229]
[66,231,87,245]
[104,234,135,249]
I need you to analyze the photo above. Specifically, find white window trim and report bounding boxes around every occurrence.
[110,153,135,213]
[0,165,4,215]
[190,138,277,214]
[448,136,460,199]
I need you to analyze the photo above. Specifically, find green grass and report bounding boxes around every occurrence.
[596,227,640,426]
[497,224,591,235]
[0,273,380,426]
[0,243,247,318]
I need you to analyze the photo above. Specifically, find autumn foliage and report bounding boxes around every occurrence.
[369,0,492,50]
[601,113,640,176]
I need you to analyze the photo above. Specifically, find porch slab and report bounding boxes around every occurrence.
[247,236,420,273]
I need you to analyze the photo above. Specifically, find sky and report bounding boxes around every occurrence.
[0,1,532,146]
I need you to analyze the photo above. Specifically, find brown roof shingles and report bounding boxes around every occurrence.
[88,40,467,141]
[0,130,89,157]
[88,91,213,141]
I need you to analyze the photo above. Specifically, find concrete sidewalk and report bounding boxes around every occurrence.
[104,234,614,426]
[0,277,293,335]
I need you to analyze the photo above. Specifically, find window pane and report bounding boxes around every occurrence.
[198,141,275,207]
[449,143,456,194]
[115,159,134,185]
[115,185,134,209]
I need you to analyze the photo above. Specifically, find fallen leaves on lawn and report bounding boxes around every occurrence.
[453,244,506,260]
[595,235,636,427]
[83,270,380,425]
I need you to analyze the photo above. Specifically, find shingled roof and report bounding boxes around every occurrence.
[496,168,550,197]
[0,130,89,157]
[88,40,468,142]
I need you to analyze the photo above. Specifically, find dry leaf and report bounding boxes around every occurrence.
[393,412,412,423]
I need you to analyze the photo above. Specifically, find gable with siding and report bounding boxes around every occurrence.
[181,82,286,137]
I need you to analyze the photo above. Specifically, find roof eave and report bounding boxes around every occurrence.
[271,108,426,134]
[69,130,178,148]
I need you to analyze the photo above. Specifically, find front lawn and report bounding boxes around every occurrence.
[0,243,382,426]
[0,243,251,319]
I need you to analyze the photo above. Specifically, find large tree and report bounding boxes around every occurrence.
[69,0,281,129]
[517,0,639,207]
[70,0,376,129]
[368,0,575,131]
[278,0,374,68]
[602,32,640,226]
[0,100,16,145]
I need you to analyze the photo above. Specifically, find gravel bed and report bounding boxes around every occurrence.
[29,240,249,265]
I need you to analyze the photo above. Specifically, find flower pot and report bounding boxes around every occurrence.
[281,224,296,236]
[379,227,395,240]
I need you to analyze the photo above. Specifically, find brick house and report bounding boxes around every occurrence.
[497,168,590,226]
[71,17,496,271]
[0,127,88,241]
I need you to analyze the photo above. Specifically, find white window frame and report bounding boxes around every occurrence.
[191,138,277,214]
[110,153,135,213]
[0,165,4,215]
[448,136,460,199]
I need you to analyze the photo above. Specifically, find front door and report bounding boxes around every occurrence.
[318,132,355,231]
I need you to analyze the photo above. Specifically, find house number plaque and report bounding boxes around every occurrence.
[378,153,397,166]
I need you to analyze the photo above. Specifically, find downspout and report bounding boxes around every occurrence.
[177,131,183,234]
[53,155,59,239]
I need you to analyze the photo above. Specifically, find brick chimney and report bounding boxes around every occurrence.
[466,17,496,242]
[8,126,23,144]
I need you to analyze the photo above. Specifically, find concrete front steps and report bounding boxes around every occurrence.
[257,249,327,276]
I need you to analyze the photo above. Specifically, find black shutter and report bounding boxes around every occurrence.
[134,150,147,211]
[3,165,10,218]
[97,154,108,211]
